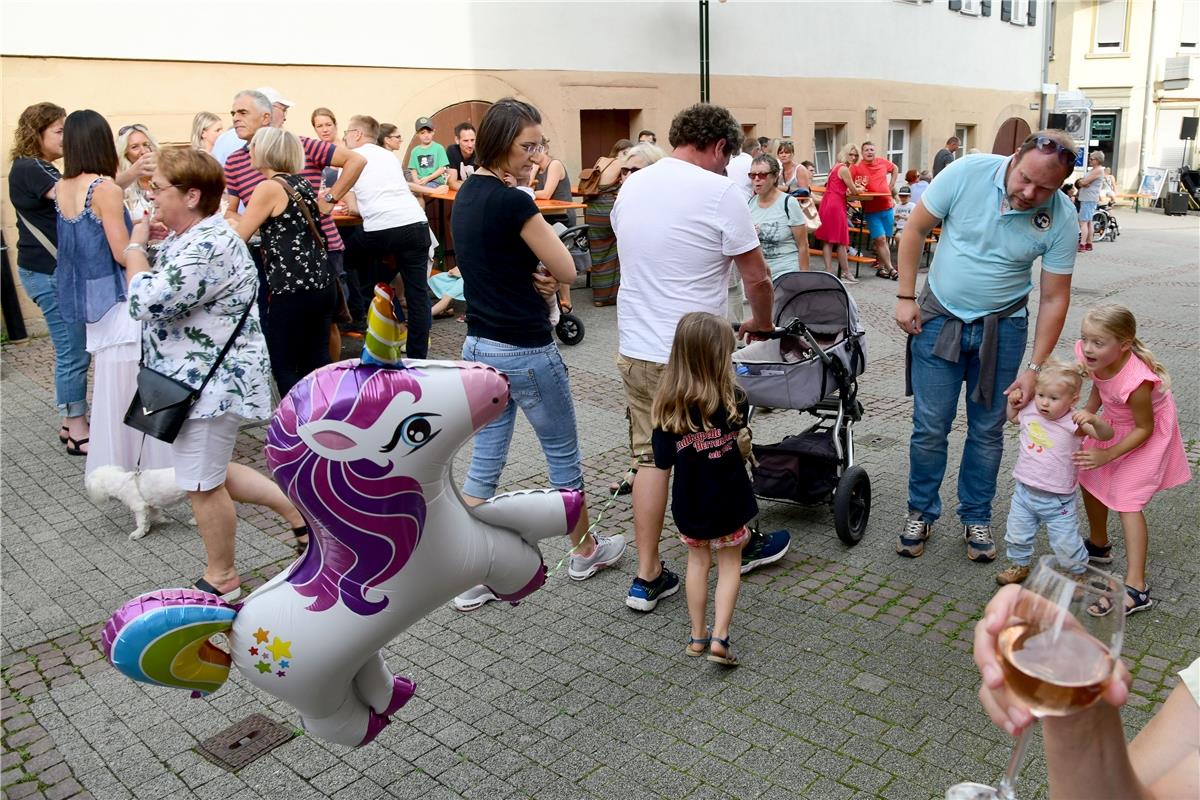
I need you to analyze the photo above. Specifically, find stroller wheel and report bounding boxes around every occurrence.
[833,465,870,546]
[556,312,585,345]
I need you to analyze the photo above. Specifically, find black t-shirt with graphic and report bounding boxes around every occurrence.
[9,158,61,274]
[652,397,757,540]
[447,144,477,182]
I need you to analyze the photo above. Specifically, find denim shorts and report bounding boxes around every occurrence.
[1077,201,1097,223]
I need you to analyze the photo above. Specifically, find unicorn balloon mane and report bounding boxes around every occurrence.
[102,285,582,747]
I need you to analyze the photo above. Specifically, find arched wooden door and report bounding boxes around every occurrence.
[993,117,1032,156]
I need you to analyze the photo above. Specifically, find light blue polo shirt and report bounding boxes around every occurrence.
[920,154,1076,322]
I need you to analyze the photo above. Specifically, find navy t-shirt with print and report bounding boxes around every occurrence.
[652,398,758,540]
[9,158,61,274]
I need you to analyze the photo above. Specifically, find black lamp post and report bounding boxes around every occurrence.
[699,0,711,102]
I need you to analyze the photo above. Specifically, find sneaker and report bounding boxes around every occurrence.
[740,528,791,574]
[964,524,997,563]
[895,511,932,558]
[995,563,1031,586]
[452,585,497,612]
[1084,539,1113,564]
[626,562,680,612]
[568,534,627,581]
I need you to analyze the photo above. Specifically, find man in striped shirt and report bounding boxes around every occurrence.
[224,88,365,334]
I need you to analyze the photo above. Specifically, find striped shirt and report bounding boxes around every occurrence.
[224,135,344,250]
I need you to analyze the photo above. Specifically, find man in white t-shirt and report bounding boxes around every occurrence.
[343,114,434,359]
[612,102,787,613]
[726,136,755,199]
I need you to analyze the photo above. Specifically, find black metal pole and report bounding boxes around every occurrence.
[699,0,710,103]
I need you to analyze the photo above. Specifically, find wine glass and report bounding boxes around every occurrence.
[946,554,1124,800]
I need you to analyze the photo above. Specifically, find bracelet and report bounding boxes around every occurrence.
[123,243,147,255]
[896,294,916,300]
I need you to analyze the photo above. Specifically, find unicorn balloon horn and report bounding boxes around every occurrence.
[361,283,408,367]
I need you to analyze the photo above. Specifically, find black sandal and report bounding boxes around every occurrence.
[66,436,89,456]
[59,426,70,444]
[609,467,637,496]
[292,525,311,555]
[560,302,573,315]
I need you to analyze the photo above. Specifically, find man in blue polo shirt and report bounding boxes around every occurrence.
[892,130,1078,562]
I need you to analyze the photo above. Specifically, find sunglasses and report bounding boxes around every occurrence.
[620,166,641,176]
[1025,135,1077,169]
[119,124,148,136]
[749,171,775,180]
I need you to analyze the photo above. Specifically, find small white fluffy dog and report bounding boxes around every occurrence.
[86,466,193,540]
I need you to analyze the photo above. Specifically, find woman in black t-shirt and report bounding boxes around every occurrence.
[8,102,93,453]
[235,127,334,398]
[447,98,626,613]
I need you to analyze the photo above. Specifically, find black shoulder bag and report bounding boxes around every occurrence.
[123,301,253,443]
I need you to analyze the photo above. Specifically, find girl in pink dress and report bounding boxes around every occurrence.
[813,144,861,284]
[1074,305,1191,616]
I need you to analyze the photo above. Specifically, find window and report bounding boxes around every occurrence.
[1093,0,1128,52]
[887,123,908,173]
[813,126,837,176]
[958,0,982,15]
[955,125,974,159]
[1181,0,1199,50]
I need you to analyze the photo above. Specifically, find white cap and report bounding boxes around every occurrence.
[257,86,295,108]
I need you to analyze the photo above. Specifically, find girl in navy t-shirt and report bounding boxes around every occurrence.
[651,312,757,667]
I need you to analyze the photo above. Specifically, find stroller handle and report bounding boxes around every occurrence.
[733,318,836,367]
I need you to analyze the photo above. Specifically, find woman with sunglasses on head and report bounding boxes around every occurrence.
[585,137,633,307]
[448,97,626,612]
[114,123,161,220]
[9,102,93,454]
[54,110,172,475]
[813,143,863,284]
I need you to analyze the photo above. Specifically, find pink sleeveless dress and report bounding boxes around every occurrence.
[1075,342,1191,512]
[814,165,850,246]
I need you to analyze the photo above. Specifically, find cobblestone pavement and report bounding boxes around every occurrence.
[3,209,1196,800]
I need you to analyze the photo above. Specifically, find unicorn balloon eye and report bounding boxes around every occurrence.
[381,413,440,454]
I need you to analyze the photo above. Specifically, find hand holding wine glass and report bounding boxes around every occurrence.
[947,555,1125,800]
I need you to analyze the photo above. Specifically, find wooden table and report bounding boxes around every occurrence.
[430,188,586,214]
[1116,193,1155,213]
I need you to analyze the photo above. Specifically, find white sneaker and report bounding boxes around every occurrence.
[568,534,626,581]
[452,584,497,612]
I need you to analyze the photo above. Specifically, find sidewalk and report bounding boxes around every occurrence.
[2,209,1196,800]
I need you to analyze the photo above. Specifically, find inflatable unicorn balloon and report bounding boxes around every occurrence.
[103,289,582,747]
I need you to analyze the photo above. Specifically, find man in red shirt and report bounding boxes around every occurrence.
[850,141,899,279]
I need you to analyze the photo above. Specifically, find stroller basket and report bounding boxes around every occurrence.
[751,429,839,504]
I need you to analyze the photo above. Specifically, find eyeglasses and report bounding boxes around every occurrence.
[518,142,546,154]
[620,166,641,176]
[749,171,775,180]
[147,181,177,192]
[386,134,402,140]
[1025,135,1077,169]
[118,124,148,136]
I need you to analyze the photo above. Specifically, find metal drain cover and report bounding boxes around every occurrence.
[198,713,295,771]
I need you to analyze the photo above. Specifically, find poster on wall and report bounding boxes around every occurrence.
[1137,167,1169,199]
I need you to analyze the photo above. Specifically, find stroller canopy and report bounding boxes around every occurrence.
[771,271,864,338]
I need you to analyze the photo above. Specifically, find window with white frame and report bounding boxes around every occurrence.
[959,0,982,15]
[1093,0,1128,52]
[955,125,973,159]
[813,126,837,176]
[1181,0,1199,50]
[887,123,908,173]
[1009,0,1030,25]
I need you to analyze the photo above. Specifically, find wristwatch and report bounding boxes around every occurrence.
[323,192,337,204]
[1026,362,1042,373]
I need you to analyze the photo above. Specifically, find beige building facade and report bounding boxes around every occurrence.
[1048,0,1200,190]
[3,1,1049,330]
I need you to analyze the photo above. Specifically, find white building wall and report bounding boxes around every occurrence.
[1,1,1044,93]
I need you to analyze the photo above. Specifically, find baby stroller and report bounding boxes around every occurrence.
[1091,203,1120,243]
[552,223,589,345]
[733,271,870,545]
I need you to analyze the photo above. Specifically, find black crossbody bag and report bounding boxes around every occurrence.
[124,301,253,443]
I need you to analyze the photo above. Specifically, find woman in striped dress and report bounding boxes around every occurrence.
[584,138,631,307]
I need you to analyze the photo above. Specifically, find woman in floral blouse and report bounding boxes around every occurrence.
[125,147,306,601]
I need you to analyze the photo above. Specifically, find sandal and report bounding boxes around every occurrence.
[66,436,89,456]
[560,302,573,315]
[292,524,310,556]
[59,426,70,444]
[1088,584,1153,617]
[609,467,637,497]
[434,307,457,319]
[194,577,242,603]
[840,274,860,285]
[706,635,739,666]
[686,629,711,657]
[873,263,891,279]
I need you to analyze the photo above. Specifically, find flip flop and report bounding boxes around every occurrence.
[609,467,637,496]
[66,436,89,456]
[194,577,242,603]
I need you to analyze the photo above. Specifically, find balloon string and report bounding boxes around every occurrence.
[546,450,646,577]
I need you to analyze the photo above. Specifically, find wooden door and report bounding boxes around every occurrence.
[580,109,633,168]
[992,117,1032,156]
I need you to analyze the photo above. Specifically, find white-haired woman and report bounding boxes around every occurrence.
[190,112,223,153]
[235,127,335,397]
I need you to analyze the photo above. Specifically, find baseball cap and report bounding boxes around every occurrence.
[898,186,912,195]
[257,87,295,108]
[414,117,434,132]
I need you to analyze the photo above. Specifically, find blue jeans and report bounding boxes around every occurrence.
[18,268,90,417]
[1004,482,1086,568]
[908,314,1028,525]
[461,336,584,499]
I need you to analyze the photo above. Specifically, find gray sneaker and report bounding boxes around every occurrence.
[964,524,997,563]
[896,511,932,558]
[568,534,626,581]
[452,585,498,612]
